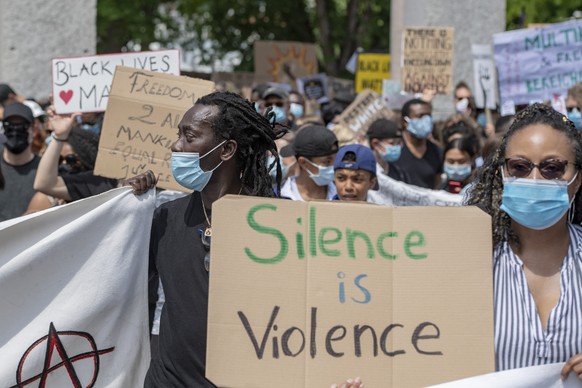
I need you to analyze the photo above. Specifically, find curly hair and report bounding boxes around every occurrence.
[467,103,582,247]
[67,127,99,171]
[197,91,287,197]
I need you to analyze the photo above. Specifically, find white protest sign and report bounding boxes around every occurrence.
[368,166,463,207]
[0,187,155,387]
[551,93,568,116]
[52,50,180,114]
[472,44,498,109]
[500,100,516,116]
[493,19,582,106]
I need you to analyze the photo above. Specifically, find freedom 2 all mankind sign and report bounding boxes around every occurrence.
[206,196,494,388]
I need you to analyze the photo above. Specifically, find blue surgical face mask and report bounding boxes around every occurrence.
[254,102,261,113]
[289,103,304,119]
[381,144,402,163]
[266,155,290,179]
[444,163,472,181]
[271,106,287,124]
[500,171,578,230]
[568,108,582,129]
[477,112,487,128]
[305,158,334,186]
[171,140,226,191]
[405,115,433,139]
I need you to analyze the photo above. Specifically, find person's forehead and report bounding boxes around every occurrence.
[265,95,285,103]
[289,93,303,103]
[506,124,573,158]
[180,104,218,128]
[336,168,370,177]
[311,153,336,160]
[455,87,471,98]
[410,103,431,115]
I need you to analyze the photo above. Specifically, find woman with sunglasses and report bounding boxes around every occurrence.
[468,103,582,380]
[29,108,117,212]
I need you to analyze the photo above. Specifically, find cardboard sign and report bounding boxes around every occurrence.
[94,66,215,191]
[328,77,354,99]
[254,41,318,85]
[207,196,494,388]
[297,73,329,103]
[52,50,180,114]
[401,27,454,95]
[336,90,394,135]
[211,71,270,90]
[493,19,582,106]
[471,44,498,109]
[355,53,391,94]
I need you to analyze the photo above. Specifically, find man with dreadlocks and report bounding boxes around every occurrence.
[467,103,582,380]
[127,91,287,387]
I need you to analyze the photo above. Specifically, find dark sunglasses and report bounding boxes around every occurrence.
[59,154,80,166]
[266,102,285,108]
[566,106,579,113]
[504,157,574,180]
[2,122,30,132]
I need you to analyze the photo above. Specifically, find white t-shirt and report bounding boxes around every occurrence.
[280,176,336,201]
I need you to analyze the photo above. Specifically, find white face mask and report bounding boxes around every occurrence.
[304,158,334,186]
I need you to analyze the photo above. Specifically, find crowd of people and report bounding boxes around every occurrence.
[2,73,582,386]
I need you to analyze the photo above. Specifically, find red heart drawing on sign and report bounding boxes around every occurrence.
[59,90,73,105]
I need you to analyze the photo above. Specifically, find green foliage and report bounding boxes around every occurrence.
[506,0,580,30]
[176,0,316,71]
[96,0,390,76]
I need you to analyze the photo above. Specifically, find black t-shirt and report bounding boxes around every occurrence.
[393,140,443,188]
[144,192,216,387]
[62,171,118,201]
[0,153,40,221]
[386,162,412,184]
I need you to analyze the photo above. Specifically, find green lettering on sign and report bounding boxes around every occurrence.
[245,204,288,264]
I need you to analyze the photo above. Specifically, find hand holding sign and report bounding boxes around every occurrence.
[46,104,81,141]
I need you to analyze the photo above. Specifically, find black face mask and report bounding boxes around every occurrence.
[4,131,30,154]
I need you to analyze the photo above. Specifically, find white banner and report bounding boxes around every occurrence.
[428,362,579,388]
[0,187,155,387]
[368,165,463,206]
[493,19,582,106]
[52,50,180,114]
[472,44,498,109]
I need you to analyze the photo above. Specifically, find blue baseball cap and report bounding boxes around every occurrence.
[334,144,376,176]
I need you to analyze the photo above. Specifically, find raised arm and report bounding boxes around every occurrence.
[33,106,79,201]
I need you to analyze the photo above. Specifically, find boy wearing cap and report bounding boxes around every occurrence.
[0,102,40,221]
[280,125,338,201]
[366,118,411,184]
[333,144,377,202]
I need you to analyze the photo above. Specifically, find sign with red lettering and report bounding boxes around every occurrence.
[401,27,454,95]
[52,50,180,114]
[94,66,215,191]
[207,196,495,388]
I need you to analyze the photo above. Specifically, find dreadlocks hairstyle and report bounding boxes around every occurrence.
[467,103,582,247]
[197,91,287,197]
[67,127,99,171]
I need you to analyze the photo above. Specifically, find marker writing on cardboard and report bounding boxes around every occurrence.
[243,204,428,264]
[237,306,443,359]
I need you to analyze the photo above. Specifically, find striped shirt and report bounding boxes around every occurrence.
[494,223,582,371]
